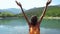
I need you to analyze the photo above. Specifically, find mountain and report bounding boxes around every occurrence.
[0,8,26,14]
[5,8,20,14]
[22,5,60,17]
[0,5,60,17]
[56,5,60,7]
[50,5,60,7]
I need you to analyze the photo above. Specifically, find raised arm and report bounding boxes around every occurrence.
[38,0,52,24]
[15,1,30,25]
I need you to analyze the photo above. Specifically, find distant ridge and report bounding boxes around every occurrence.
[23,5,60,17]
[0,8,26,14]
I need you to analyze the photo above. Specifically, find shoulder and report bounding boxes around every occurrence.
[28,22,31,27]
[37,22,40,26]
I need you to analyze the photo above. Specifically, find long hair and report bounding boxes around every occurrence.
[31,15,38,26]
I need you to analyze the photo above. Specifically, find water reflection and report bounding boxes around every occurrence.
[0,25,60,34]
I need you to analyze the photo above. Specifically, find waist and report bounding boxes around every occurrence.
[29,28,40,34]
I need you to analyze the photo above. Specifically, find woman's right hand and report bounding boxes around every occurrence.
[46,0,52,5]
[15,1,22,7]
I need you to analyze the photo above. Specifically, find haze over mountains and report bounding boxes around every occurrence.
[0,8,26,14]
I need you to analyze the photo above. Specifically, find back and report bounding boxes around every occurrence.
[29,23,40,34]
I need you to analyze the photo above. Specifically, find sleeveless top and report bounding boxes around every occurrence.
[29,23,40,34]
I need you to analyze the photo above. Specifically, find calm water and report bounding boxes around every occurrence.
[0,18,60,34]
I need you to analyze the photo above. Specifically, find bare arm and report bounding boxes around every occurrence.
[38,0,52,24]
[15,1,30,25]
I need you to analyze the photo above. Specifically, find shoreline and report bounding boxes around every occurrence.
[43,17,60,19]
[0,17,60,19]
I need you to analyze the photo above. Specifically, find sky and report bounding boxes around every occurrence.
[0,0,60,10]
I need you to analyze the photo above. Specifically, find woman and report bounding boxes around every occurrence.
[15,0,52,34]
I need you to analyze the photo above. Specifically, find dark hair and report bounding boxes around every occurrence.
[31,15,38,26]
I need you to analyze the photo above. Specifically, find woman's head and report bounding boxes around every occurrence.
[31,15,38,26]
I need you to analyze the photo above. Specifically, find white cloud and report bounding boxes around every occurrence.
[0,0,59,10]
[18,0,47,9]
[0,0,18,9]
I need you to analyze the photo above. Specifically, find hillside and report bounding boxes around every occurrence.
[0,5,60,17]
[19,5,60,17]
[0,8,26,17]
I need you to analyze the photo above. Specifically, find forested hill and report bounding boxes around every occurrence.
[20,5,60,17]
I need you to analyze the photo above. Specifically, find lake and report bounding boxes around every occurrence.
[0,18,60,34]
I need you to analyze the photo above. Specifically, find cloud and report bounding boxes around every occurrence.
[0,0,60,10]
[0,0,18,9]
